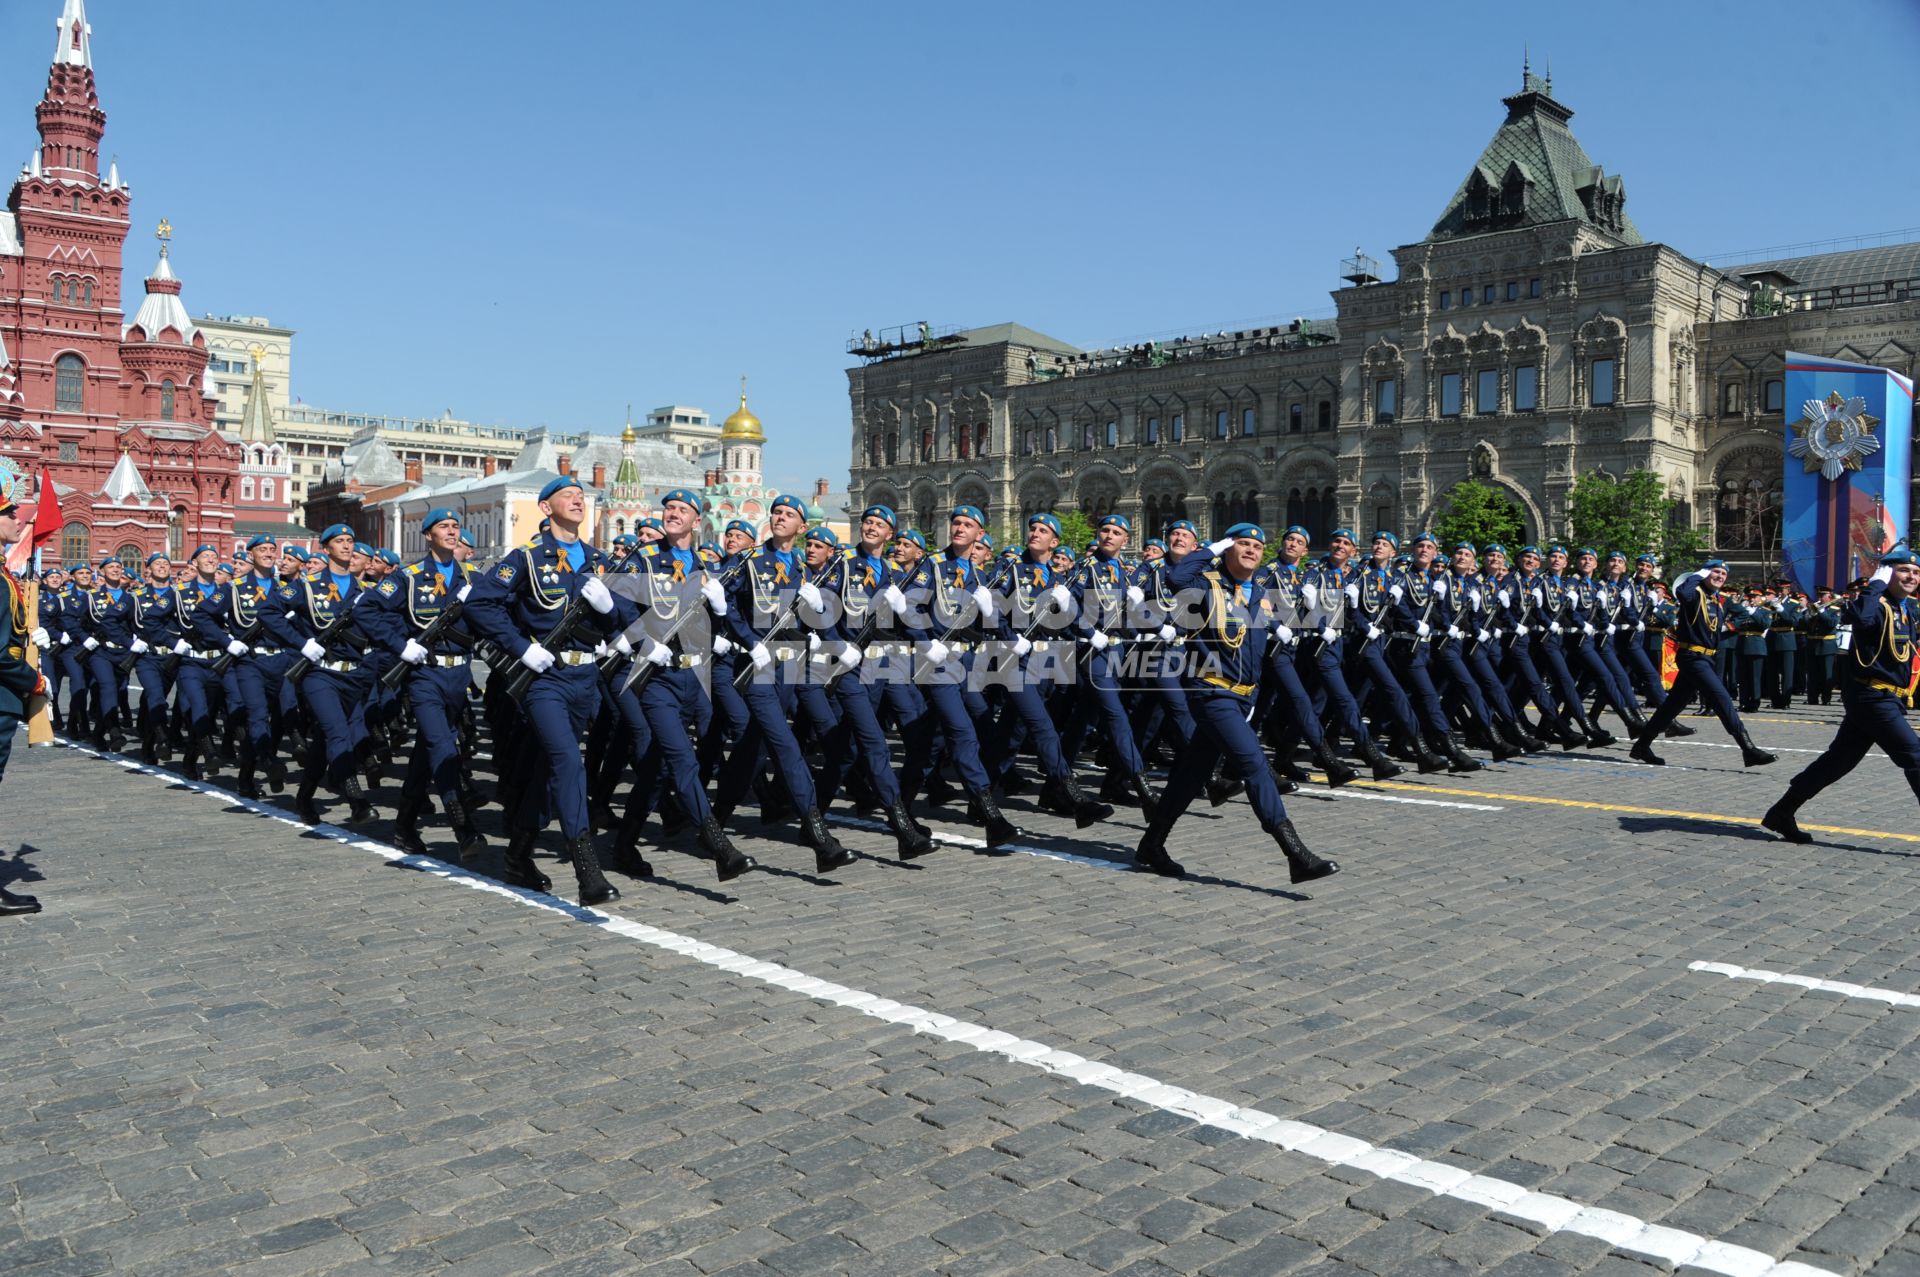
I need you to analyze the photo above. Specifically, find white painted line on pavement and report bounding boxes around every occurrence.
[1671,740,1824,756]
[48,737,1835,1277]
[1689,960,1920,1009]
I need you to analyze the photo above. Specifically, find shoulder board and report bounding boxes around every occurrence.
[522,538,541,549]
[641,545,659,557]
[751,549,766,558]
[407,563,423,575]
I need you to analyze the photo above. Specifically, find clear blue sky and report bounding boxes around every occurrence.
[10,1,1917,491]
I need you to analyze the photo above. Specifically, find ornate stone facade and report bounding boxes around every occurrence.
[846,73,1918,573]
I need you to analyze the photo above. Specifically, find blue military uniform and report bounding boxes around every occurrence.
[1764,549,1920,842]
[1766,590,1803,708]
[127,557,183,760]
[1632,562,1775,767]
[77,563,137,748]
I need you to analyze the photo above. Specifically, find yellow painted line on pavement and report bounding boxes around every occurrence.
[1354,781,1920,844]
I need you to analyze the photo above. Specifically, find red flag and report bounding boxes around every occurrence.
[5,471,63,573]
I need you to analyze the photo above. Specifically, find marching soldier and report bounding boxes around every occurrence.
[126,552,181,762]
[1631,559,1776,766]
[1762,546,1919,842]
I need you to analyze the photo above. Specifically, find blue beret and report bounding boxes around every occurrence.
[213,561,233,573]
[637,517,664,533]
[457,530,475,548]
[1328,527,1356,543]
[320,523,354,544]
[1636,553,1658,565]
[804,526,839,547]
[422,507,459,532]
[1451,541,1476,554]
[353,542,376,558]
[1144,538,1167,551]
[1371,531,1399,548]
[1098,513,1130,533]
[1606,549,1627,561]
[1055,545,1077,561]
[145,551,170,565]
[284,545,310,562]
[191,544,217,560]
[896,530,927,551]
[1411,531,1437,547]
[377,549,402,567]
[246,533,277,550]
[1547,543,1569,556]
[1702,558,1727,570]
[1484,543,1508,556]
[1027,512,1062,537]
[1284,525,1311,541]
[950,504,985,527]
[613,533,638,548]
[977,533,993,550]
[699,542,721,557]
[725,519,756,538]
[1576,546,1597,559]
[860,504,897,528]
[661,488,703,513]
[1879,545,1915,567]
[1164,519,1197,537]
[1224,522,1266,543]
[770,493,807,517]
[538,474,582,502]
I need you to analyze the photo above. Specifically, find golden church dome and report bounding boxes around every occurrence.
[720,378,764,442]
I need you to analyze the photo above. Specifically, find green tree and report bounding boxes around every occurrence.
[1565,468,1708,572]
[1431,480,1527,550]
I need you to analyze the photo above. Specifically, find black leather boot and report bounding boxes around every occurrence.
[180,730,204,781]
[1583,725,1618,748]
[1358,738,1403,781]
[443,796,488,866]
[997,766,1033,796]
[966,787,1020,849]
[1205,760,1244,806]
[1098,770,1137,806]
[1309,741,1359,788]
[294,771,321,824]
[754,773,795,824]
[1662,719,1695,737]
[1498,716,1544,753]
[1628,725,1665,766]
[922,773,958,809]
[698,815,756,882]
[607,803,654,878]
[1273,753,1313,784]
[338,771,377,826]
[1734,728,1776,767]
[1128,773,1161,820]
[1619,702,1649,736]
[656,791,691,837]
[501,831,552,892]
[1133,809,1183,877]
[569,832,619,907]
[886,802,936,859]
[1274,819,1339,885]
[264,750,287,793]
[1485,724,1523,761]
[390,790,429,856]
[1439,734,1482,773]
[1059,772,1114,828]
[801,807,855,873]
[1761,795,1811,843]
[235,742,261,800]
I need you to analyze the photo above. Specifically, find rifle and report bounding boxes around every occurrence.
[502,591,596,705]
[612,555,750,695]
[210,618,269,677]
[732,552,849,690]
[379,595,469,690]
[286,606,365,685]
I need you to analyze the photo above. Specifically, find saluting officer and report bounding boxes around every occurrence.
[1763,545,1920,842]
[1631,559,1776,767]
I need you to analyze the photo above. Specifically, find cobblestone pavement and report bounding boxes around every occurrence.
[5,703,1920,1276]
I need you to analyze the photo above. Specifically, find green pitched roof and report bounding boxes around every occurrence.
[1428,75,1641,246]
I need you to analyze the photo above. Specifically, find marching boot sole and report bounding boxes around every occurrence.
[578,883,620,907]
[1289,858,1340,885]
[1761,808,1811,843]
[1135,854,1185,878]
[1074,801,1114,829]
[815,847,856,874]
[1370,763,1404,781]
[897,837,937,860]
[1742,749,1777,767]
[715,854,757,883]
[390,828,429,856]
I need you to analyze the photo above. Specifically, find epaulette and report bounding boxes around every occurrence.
[641,544,659,557]
[407,563,423,575]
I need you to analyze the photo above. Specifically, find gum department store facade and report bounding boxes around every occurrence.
[845,73,1919,574]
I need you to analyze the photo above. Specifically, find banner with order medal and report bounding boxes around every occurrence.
[1780,351,1913,594]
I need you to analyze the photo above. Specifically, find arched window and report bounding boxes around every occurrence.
[956,426,970,459]
[884,433,898,466]
[241,477,255,501]
[167,508,185,561]
[55,354,84,412]
[1317,402,1332,431]
[920,429,933,462]
[974,423,989,456]
[1045,427,1057,452]
[61,524,89,567]
[160,379,176,421]
[260,478,273,502]
[116,544,141,573]
[1023,429,1036,456]
[81,279,92,305]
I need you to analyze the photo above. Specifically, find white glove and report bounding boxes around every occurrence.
[1013,635,1033,657]
[924,639,949,665]
[799,581,824,612]
[59,632,70,645]
[171,639,191,656]
[1389,584,1404,601]
[1159,624,1178,642]
[1497,590,1511,608]
[1344,584,1361,605]
[1581,623,1597,637]
[83,636,99,651]
[642,637,672,667]
[1548,622,1563,635]
[1636,621,1646,633]
[972,586,995,620]
[518,642,554,673]
[713,634,733,657]
[31,627,51,648]
[457,583,472,603]
[702,576,728,614]
[613,633,633,656]
[1301,583,1319,608]
[302,638,328,663]
[1470,590,1483,611]
[592,640,611,659]
[836,643,861,669]
[807,632,822,653]
[1366,624,1383,640]
[1050,584,1072,610]
[1515,624,1529,636]
[1415,621,1431,638]
[1275,624,1294,644]
[226,639,250,658]
[1606,623,1617,635]
[1447,626,1463,640]
[579,576,614,615]
[1872,563,1895,585]
[1208,536,1236,556]
[129,637,149,654]
[1320,626,1336,643]
[1475,628,1491,642]
[883,584,910,615]
[1126,585,1145,606]
[401,639,429,665]
[1530,588,1544,606]
[1090,632,1111,651]
[749,642,773,670]
[1435,578,1449,596]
